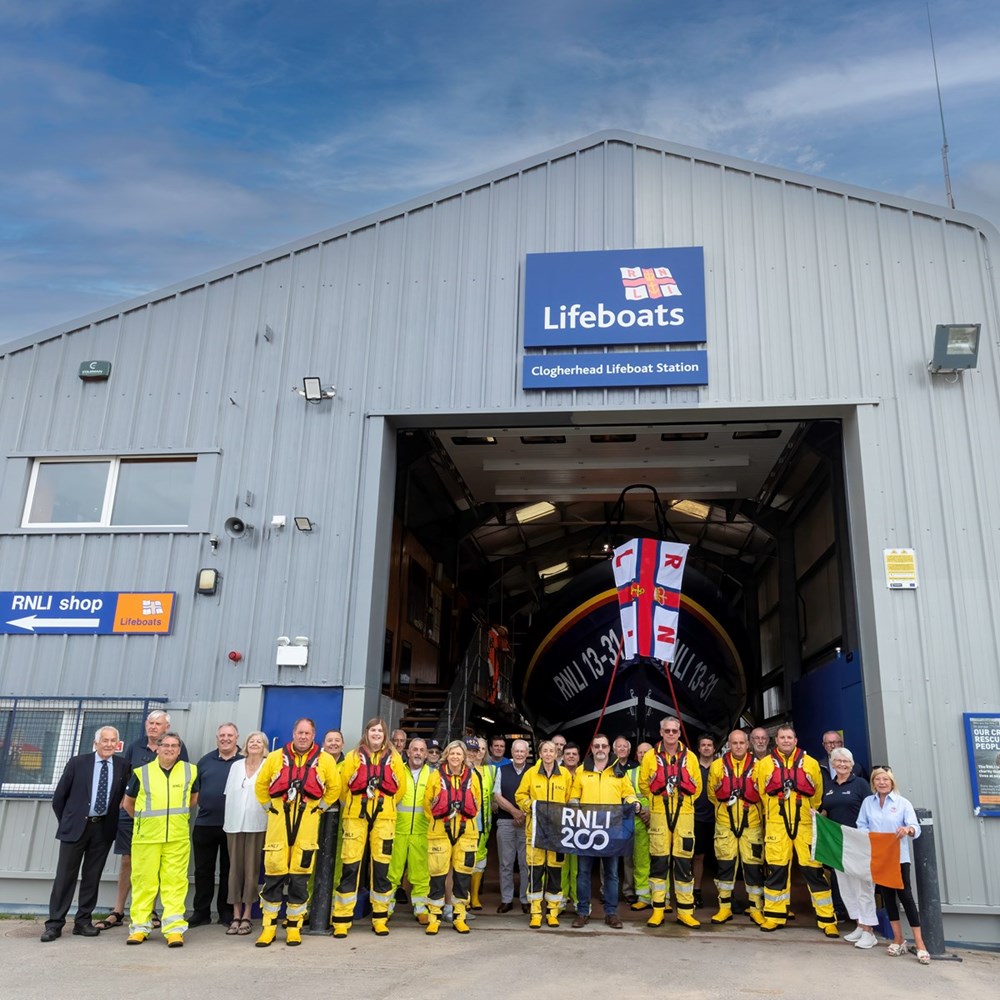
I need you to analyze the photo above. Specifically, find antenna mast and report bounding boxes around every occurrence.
[927,4,955,209]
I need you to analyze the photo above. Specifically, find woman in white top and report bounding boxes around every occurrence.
[856,765,930,964]
[223,730,269,935]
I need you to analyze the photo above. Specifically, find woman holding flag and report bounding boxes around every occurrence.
[819,747,878,949]
[515,739,573,928]
[856,766,930,964]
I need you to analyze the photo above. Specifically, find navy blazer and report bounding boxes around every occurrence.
[51,752,128,843]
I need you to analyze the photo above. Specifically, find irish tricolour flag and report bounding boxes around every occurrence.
[811,812,903,889]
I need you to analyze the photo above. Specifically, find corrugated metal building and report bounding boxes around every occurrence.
[0,131,997,942]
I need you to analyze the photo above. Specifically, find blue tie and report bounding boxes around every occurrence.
[95,759,109,815]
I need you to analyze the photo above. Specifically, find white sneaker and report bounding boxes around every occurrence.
[854,931,878,950]
[844,927,863,943]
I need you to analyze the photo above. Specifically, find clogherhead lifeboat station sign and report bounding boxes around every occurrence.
[0,591,176,635]
[522,247,708,389]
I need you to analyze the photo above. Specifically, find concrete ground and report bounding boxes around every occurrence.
[6,905,995,1000]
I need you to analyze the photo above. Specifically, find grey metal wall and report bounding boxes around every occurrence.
[1,132,998,934]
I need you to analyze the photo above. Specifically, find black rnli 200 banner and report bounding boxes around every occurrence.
[531,802,635,857]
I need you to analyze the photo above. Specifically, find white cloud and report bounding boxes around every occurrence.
[743,37,1000,121]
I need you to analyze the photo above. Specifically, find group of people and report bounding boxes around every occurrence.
[40,709,929,964]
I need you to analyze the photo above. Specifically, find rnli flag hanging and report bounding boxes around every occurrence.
[531,802,635,857]
[612,537,689,663]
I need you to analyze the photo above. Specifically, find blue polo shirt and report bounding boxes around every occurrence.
[194,749,243,826]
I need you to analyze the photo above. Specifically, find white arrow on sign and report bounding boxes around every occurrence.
[7,615,101,632]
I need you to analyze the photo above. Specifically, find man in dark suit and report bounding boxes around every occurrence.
[41,726,128,941]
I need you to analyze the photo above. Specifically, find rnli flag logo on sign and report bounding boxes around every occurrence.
[612,537,689,664]
[620,266,681,300]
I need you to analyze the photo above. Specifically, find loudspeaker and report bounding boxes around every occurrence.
[224,516,253,538]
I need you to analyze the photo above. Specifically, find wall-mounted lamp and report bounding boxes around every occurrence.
[928,323,981,375]
[271,515,287,529]
[196,568,221,596]
[292,376,336,402]
[294,517,314,532]
[276,634,309,668]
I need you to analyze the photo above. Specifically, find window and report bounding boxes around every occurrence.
[0,698,163,797]
[23,457,196,528]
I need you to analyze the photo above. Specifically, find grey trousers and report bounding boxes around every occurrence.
[496,821,527,904]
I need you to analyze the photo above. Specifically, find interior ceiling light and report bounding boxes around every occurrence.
[671,500,712,520]
[538,561,570,580]
[515,501,556,524]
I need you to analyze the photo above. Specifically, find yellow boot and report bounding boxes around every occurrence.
[371,918,389,936]
[285,918,303,946]
[452,904,470,934]
[332,920,351,939]
[255,913,277,948]
[529,900,542,929]
[425,916,440,935]
[546,905,560,928]
[747,907,765,927]
[676,910,701,928]
[711,903,733,925]
[646,904,667,927]
[470,872,483,911]
[822,922,840,938]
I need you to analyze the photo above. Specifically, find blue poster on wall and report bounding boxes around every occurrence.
[524,247,706,347]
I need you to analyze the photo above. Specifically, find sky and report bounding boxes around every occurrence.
[2,0,998,344]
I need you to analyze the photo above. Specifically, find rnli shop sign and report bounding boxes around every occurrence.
[524,247,706,348]
[0,591,176,635]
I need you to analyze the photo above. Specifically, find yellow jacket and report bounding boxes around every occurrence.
[339,746,408,821]
[706,753,762,829]
[570,763,637,806]
[638,743,702,816]
[754,749,824,835]
[423,766,482,842]
[133,760,198,844]
[255,744,340,874]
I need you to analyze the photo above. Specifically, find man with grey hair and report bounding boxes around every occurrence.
[493,738,530,912]
[189,722,242,927]
[100,710,188,930]
[41,726,128,941]
[750,727,771,761]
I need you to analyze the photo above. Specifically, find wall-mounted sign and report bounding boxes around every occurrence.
[0,591,176,635]
[79,361,112,380]
[962,713,1000,816]
[883,548,918,589]
[522,349,708,389]
[523,247,706,347]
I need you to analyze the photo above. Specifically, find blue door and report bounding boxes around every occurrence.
[260,686,344,751]
[791,650,869,773]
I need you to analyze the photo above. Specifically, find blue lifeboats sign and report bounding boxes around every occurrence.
[523,247,707,348]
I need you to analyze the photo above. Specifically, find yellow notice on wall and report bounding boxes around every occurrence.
[883,548,918,590]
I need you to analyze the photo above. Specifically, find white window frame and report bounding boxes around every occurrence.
[21,456,195,530]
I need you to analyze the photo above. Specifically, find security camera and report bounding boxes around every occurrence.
[224,516,253,538]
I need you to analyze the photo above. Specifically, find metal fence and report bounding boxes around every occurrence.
[0,696,167,798]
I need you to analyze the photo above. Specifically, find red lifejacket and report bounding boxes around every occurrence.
[267,743,326,801]
[647,743,698,797]
[347,747,400,797]
[763,748,816,799]
[430,766,478,820]
[715,752,761,804]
